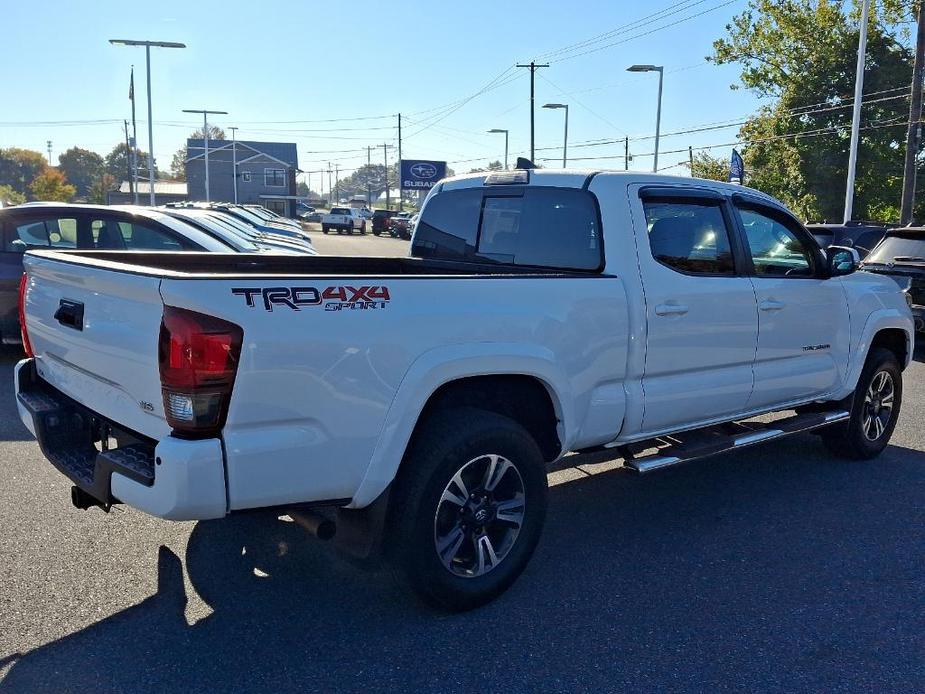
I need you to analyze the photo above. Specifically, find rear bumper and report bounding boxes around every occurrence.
[15,359,227,520]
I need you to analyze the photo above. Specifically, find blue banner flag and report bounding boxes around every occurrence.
[729,149,744,184]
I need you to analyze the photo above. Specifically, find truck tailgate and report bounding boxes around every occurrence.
[23,253,170,440]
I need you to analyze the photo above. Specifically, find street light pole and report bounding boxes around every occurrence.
[109,39,186,205]
[182,109,228,203]
[487,129,509,169]
[229,126,238,204]
[844,0,871,224]
[627,64,664,172]
[543,104,569,167]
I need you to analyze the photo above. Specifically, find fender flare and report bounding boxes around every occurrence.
[348,343,573,508]
[835,308,914,400]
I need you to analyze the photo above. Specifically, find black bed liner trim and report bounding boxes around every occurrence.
[26,250,616,280]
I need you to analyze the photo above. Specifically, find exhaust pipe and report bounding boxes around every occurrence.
[289,510,336,541]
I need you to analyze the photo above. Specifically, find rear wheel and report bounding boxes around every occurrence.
[387,407,547,611]
[823,347,902,459]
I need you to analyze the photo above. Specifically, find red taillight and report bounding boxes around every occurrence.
[18,273,33,358]
[158,306,243,436]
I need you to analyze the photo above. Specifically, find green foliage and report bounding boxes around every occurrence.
[0,148,47,196]
[30,169,76,202]
[105,142,157,182]
[89,173,117,204]
[0,183,26,205]
[689,151,730,182]
[58,147,104,197]
[711,0,913,222]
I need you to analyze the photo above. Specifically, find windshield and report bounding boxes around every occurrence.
[864,235,925,265]
[173,212,259,251]
[330,208,350,215]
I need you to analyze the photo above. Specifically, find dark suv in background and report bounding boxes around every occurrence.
[371,209,397,235]
[859,227,925,333]
[806,221,891,259]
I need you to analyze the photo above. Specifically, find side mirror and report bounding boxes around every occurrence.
[827,245,860,276]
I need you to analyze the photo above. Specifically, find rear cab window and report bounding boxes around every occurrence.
[412,186,602,271]
[9,216,81,252]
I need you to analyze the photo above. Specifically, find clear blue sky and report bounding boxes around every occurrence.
[1,0,764,186]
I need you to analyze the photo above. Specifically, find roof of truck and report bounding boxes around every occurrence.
[439,168,780,204]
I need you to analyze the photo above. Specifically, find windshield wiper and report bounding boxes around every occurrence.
[891,256,925,263]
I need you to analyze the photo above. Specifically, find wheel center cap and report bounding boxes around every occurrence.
[474,508,491,524]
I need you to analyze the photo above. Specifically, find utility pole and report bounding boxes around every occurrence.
[367,145,372,209]
[516,61,549,162]
[130,65,139,204]
[379,143,391,210]
[624,137,629,171]
[123,121,134,198]
[397,113,403,211]
[327,163,332,206]
[689,146,694,176]
[844,0,871,224]
[901,2,925,225]
[46,140,52,166]
[334,163,340,203]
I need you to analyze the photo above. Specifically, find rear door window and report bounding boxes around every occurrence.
[90,218,185,251]
[413,186,602,271]
[643,200,735,275]
[10,216,80,251]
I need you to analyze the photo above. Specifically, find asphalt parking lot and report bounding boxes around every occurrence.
[0,235,923,692]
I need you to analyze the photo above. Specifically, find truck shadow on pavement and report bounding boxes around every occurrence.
[2,434,924,693]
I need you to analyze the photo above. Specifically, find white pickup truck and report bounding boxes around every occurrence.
[15,168,914,610]
[320,207,365,235]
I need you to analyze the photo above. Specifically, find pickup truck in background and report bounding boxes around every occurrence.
[15,168,914,610]
[321,207,366,234]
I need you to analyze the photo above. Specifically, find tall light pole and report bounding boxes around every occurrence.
[487,129,509,169]
[844,0,871,224]
[109,39,186,205]
[182,108,228,203]
[543,104,569,167]
[229,126,239,204]
[627,64,664,172]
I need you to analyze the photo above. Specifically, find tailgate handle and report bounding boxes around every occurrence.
[54,300,84,331]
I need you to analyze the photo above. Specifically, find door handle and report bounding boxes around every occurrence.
[759,299,786,312]
[655,303,689,317]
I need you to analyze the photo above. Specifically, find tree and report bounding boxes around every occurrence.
[58,147,104,197]
[710,0,914,222]
[170,126,227,181]
[0,183,26,205]
[688,151,730,182]
[89,173,116,204]
[104,142,156,183]
[30,169,76,202]
[0,148,47,196]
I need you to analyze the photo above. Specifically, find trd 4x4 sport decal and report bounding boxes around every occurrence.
[232,286,391,312]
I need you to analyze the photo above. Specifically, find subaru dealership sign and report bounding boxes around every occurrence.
[400,159,447,190]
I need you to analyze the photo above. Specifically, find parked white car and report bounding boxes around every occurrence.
[321,207,366,234]
[15,169,914,610]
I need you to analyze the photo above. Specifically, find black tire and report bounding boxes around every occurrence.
[322,225,329,235]
[361,222,367,234]
[387,407,547,611]
[822,347,902,459]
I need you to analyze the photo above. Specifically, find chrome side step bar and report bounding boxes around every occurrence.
[624,409,850,474]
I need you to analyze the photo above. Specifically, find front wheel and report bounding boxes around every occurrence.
[387,407,547,611]
[822,347,902,459]
[322,225,329,234]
